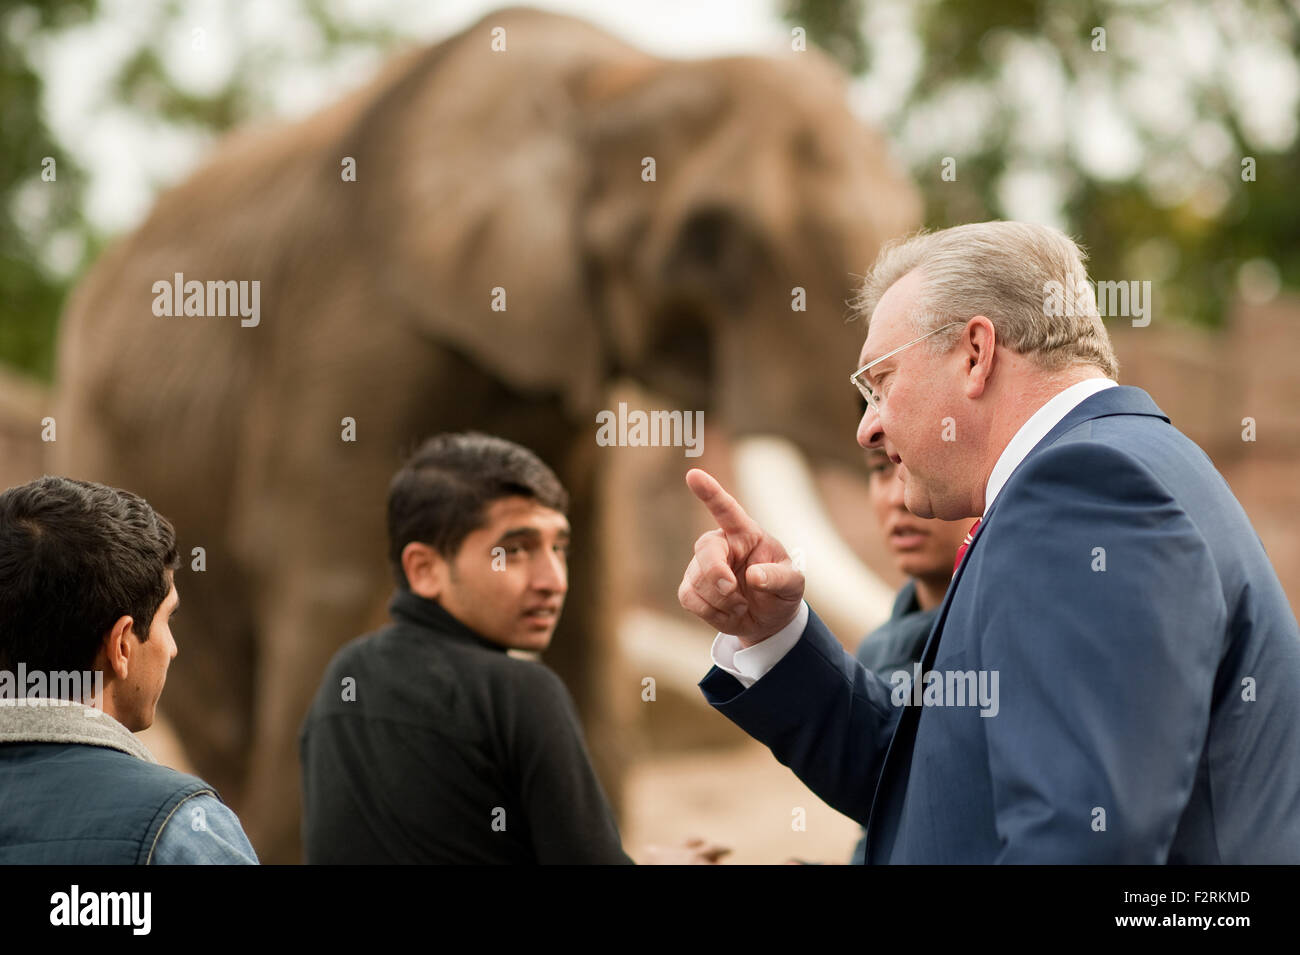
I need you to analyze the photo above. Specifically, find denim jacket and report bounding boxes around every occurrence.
[0,699,258,864]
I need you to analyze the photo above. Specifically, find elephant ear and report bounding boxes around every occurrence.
[345,21,632,419]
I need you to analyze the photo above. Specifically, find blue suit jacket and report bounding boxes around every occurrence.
[700,386,1300,863]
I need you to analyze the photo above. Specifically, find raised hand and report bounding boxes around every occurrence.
[677,468,804,646]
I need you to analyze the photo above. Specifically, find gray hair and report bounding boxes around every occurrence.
[853,221,1119,380]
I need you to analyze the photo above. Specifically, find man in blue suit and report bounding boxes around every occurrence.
[677,221,1300,863]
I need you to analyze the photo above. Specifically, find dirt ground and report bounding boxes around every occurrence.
[622,740,861,865]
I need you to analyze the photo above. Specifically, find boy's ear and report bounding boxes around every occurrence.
[97,615,136,680]
[401,542,448,600]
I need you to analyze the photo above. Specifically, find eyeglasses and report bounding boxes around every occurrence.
[850,321,964,412]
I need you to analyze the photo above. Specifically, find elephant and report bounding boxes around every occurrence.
[50,6,920,862]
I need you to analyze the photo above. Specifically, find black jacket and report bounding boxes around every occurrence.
[300,589,632,864]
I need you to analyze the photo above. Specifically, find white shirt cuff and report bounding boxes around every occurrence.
[708,601,809,689]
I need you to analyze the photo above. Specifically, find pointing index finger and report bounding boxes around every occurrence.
[685,469,759,539]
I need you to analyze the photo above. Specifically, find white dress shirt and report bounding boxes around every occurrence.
[710,376,1118,688]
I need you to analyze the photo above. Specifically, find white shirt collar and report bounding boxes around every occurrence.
[983,378,1118,513]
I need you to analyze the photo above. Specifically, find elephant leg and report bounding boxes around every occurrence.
[224,408,397,863]
[159,553,256,805]
[535,436,636,822]
[238,556,390,863]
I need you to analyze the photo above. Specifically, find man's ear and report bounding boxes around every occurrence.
[402,542,449,601]
[97,615,137,681]
[963,315,997,399]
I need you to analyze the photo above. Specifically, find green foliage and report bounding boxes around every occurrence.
[0,0,401,382]
[785,0,868,74]
[785,0,1300,328]
[0,0,96,380]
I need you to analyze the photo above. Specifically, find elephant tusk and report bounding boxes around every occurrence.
[619,609,720,701]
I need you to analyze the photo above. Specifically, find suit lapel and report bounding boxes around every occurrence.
[862,520,985,861]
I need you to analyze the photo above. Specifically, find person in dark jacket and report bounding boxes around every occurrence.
[302,433,673,864]
[0,476,257,864]
[854,448,972,676]
[849,447,969,863]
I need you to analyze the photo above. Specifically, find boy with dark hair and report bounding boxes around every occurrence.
[299,433,633,863]
[0,476,257,864]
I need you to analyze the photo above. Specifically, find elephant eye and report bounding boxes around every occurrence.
[664,206,765,312]
[676,207,732,268]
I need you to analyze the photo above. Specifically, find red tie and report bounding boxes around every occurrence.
[953,518,982,575]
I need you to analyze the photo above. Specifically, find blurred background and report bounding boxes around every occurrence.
[2,0,1298,864]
